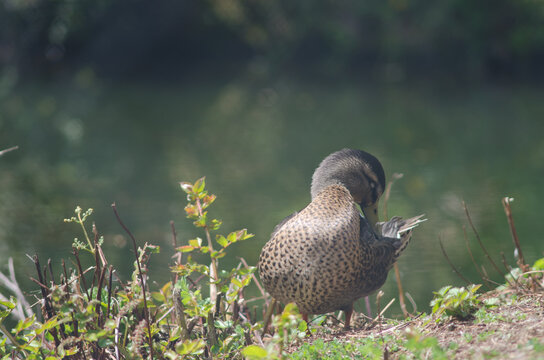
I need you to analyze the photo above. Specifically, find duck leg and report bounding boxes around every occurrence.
[302,313,309,324]
[344,305,353,330]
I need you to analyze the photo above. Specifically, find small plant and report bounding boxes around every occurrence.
[403,328,448,360]
[430,284,482,320]
[0,177,262,359]
[243,303,307,359]
[64,206,101,253]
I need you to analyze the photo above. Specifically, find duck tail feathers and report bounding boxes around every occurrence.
[378,214,426,259]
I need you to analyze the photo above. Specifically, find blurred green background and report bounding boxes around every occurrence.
[1,0,544,316]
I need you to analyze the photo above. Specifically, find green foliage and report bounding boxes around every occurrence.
[501,256,544,290]
[0,177,260,359]
[242,303,307,359]
[290,338,384,360]
[528,338,544,353]
[64,206,102,253]
[402,329,448,360]
[532,257,544,271]
[5,0,544,81]
[430,284,483,320]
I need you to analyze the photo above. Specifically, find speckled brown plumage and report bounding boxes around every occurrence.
[258,149,424,328]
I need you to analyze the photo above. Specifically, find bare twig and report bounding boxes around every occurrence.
[463,226,493,290]
[0,258,33,320]
[47,259,56,286]
[405,292,417,313]
[364,296,372,318]
[0,145,18,157]
[238,257,266,300]
[93,222,108,267]
[439,237,471,285]
[106,266,114,319]
[262,298,277,335]
[373,296,395,323]
[170,221,182,284]
[382,173,404,220]
[72,247,90,300]
[111,203,154,360]
[173,286,190,339]
[501,197,527,271]
[500,252,518,288]
[32,255,60,347]
[194,196,219,304]
[207,311,218,350]
[463,201,504,277]
[375,291,390,358]
[382,172,410,317]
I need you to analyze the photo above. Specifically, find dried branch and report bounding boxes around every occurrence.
[463,201,504,277]
[262,298,277,335]
[382,172,410,317]
[0,145,19,157]
[501,197,527,270]
[72,247,90,300]
[106,266,114,319]
[111,203,154,360]
[172,286,189,339]
[463,226,493,290]
[239,257,266,300]
[32,255,60,347]
[438,237,471,285]
[0,258,33,321]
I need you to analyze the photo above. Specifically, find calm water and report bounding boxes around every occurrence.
[1,78,543,316]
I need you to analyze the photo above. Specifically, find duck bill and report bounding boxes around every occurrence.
[362,203,380,233]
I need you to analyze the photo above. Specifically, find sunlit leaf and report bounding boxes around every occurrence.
[216,235,228,248]
[152,292,165,302]
[533,257,544,270]
[193,177,206,194]
[189,238,202,248]
[227,231,237,243]
[0,299,16,310]
[177,245,195,253]
[184,204,198,218]
[242,345,268,359]
[209,218,222,230]
[231,277,243,288]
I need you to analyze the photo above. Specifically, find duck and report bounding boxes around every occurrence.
[258,148,424,329]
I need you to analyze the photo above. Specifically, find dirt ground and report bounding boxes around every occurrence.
[299,290,544,359]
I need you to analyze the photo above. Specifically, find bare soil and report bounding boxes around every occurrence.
[299,290,544,359]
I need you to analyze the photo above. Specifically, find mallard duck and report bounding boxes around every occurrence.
[258,149,424,329]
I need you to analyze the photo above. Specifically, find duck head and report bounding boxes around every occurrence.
[310,149,386,230]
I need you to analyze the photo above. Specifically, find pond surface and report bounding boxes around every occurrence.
[1,77,543,316]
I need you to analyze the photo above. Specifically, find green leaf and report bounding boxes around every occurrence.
[193,177,206,194]
[0,299,16,310]
[216,235,228,248]
[194,214,207,227]
[151,291,165,302]
[189,238,202,248]
[211,251,226,259]
[231,277,243,288]
[227,231,237,243]
[242,345,269,359]
[533,257,544,270]
[209,219,222,231]
[177,245,195,253]
[175,339,205,355]
[36,316,59,335]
